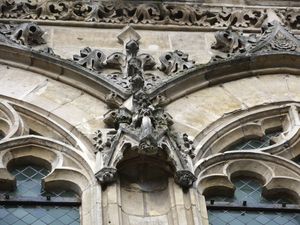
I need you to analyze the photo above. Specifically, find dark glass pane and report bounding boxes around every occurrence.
[2,165,78,200]
[208,210,300,225]
[207,178,292,204]
[294,158,300,165]
[0,165,81,225]
[0,131,5,140]
[207,178,299,225]
[0,205,80,225]
[229,131,281,151]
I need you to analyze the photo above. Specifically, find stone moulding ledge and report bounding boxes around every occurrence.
[0,135,96,182]
[192,102,300,161]
[0,19,278,33]
[196,154,300,201]
[194,151,300,178]
[0,43,129,101]
[2,41,300,106]
[0,40,300,105]
[150,52,300,105]
[0,97,95,157]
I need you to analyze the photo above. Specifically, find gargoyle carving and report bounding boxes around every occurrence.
[159,50,195,75]
[211,28,256,54]
[0,22,45,46]
[95,167,117,185]
[73,47,106,71]
[105,92,122,109]
[175,170,197,189]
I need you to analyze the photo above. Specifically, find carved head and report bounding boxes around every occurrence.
[212,29,240,53]
[17,23,46,46]
[127,58,142,77]
[126,40,139,57]
[175,170,196,189]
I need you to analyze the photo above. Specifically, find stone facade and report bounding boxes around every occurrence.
[0,1,299,225]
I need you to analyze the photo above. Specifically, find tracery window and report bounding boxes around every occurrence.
[228,130,282,151]
[0,164,81,225]
[206,177,300,225]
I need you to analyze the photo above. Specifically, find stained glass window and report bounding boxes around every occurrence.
[0,165,81,225]
[207,178,300,225]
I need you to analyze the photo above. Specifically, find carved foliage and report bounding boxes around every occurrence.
[0,1,269,29]
[106,40,156,72]
[159,50,195,75]
[211,28,255,54]
[73,47,106,71]
[276,8,300,29]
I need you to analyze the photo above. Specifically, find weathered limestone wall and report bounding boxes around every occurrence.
[0,64,107,140]
[0,16,300,225]
[166,74,300,137]
[43,26,215,65]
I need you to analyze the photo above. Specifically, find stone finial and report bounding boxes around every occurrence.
[117,25,141,45]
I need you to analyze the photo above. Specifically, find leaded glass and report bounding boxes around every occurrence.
[207,178,299,225]
[0,165,80,225]
[0,205,80,225]
[208,210,300,225]
[207,178,290,204]
[229,131,281,151]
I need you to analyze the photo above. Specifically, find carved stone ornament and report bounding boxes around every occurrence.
[73,47,106,71]
[159,50,195,75]
[92,29,196,188]
[70,25,194,93]
[276,8,300,29]
[0,22,46,46]
[95,167,117,185]
[95,88,196,188]
[0,1,271,29]
[174,170,197,189]
[211,21,300,61]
